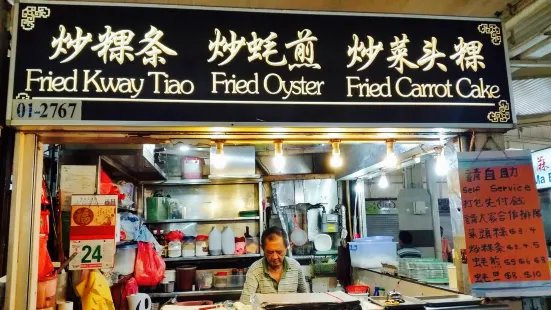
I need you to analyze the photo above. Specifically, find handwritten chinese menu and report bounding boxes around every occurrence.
[459,152,550,286]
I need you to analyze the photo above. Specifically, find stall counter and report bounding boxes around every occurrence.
[353,268,461,297]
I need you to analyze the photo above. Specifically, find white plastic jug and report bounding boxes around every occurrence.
[127,293,151,310]
[221,226,235,255]
[209,226,222,256]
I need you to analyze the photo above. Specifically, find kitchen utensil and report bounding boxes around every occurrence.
[290,212,307,247]
[127,293,151,310]
[313,234,332,251]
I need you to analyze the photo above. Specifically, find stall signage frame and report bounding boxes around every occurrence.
[69,194,117,270]
[531,148,551,190]
[365,199,398,215]
[458,151,551,297]
[7,1,514,129]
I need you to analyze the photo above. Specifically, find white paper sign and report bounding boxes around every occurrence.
[69,239,115,270]
[532,148,551,190]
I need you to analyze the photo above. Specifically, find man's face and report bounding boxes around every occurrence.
[263,235,287,269]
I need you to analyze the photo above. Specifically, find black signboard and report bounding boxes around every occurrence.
[8,2,514,128]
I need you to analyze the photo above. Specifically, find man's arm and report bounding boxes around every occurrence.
[240,273,259,305]
[297,267,308,293]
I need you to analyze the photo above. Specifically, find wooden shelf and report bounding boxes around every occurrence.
[144,217,259,224]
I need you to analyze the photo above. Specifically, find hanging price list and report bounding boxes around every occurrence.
[460,163,551,284]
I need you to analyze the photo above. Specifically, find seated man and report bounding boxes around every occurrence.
[397,230,422,258]
[240,227,307,304]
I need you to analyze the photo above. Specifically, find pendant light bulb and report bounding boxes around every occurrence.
[436,148,448,177]
[413,155,421,164]
[379,172,389,188]
[384,141,398,169]
[212,141,226,169]
[273,141,285,172]
[330,141,343,168]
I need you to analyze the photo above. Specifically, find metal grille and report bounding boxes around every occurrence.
[365,214,399,240]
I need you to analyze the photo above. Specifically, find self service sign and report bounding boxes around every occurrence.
[532,148,551,190]
[7,2,514,128]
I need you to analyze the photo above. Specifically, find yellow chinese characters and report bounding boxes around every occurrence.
[207,28,321,71]
[49,25,177,67]
[50,25,92,63]
[347,34,384,71]
[387,34,419,74]
[450,37,485,72]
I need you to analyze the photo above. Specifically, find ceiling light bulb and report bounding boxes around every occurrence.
[273,153,286,171]
[413,156,421,164]
[179,144,190,152]
[212,141,226,169]
[436,150,448,177]
[384,141,398,169]
[330,141,343,168]
[273,140,286,172]
[212,152,226,169]
[330,153,343,168]
[379,173,389,188]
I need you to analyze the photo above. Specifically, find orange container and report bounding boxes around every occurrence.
[36,274,57,309]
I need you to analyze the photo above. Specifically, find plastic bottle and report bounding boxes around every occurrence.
[333,280,345,292]
[159,230,167,257]
[221,226,235,255]
[209,226,222,256]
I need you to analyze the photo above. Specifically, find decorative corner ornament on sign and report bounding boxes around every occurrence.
[21,6,50,31]
[487,100,510,123]
[478,24,502,46]
[15,92,30,100]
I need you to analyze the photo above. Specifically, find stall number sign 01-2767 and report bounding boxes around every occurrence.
[69,239,115,270]
[11,100,82,120]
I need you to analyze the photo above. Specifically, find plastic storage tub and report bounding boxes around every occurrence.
[349,241,397,269]
[353,236,394,242]
[114,243,138,275]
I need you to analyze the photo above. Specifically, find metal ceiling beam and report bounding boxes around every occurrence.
[510,59,551,67]
[512,68,551,79]
[505,0,551,32]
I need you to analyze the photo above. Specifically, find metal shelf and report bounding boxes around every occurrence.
[116,240,137,247]
[291,251,339,260]
[144,217,259,224]
[164,254,261,262]
[149,289,242,298]
[118,206,137,212]
[142,177,262,185]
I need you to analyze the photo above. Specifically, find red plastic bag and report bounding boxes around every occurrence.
[111,275,138,310]
[38,235,54,279]
[134,241,166,286]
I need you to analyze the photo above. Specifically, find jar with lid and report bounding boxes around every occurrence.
[182,236,196,257]
[196,235,209,256]
[214,272,228,288]
[168,240,182,258]
[197,272,213,290]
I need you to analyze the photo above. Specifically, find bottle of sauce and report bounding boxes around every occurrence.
[159,230,167,257]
